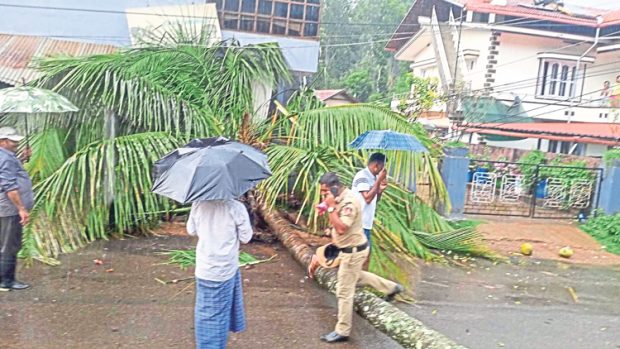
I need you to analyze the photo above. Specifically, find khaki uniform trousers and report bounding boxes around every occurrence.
[335,248,398,336]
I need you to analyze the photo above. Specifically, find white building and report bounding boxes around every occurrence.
[387,0,620,156]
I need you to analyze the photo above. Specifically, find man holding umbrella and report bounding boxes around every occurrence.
[0,127,33,291]
[352,152,388,248]
[349,130,430,249]
[187,197,253,349]
[151,137,272,349]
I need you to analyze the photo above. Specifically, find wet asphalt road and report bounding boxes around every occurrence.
[0,236,401,349]
[401,256,620,349]
[3,234,619,349]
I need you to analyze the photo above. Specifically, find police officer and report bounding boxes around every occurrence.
[312,172,402,343]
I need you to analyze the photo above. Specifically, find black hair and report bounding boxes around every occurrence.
[368,152,387,165]
[319,172,341,187]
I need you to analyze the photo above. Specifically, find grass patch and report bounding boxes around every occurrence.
[158,249,275,269]
[580,213,620,255]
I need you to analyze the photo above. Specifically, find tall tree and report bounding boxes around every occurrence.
[317,0,412,102]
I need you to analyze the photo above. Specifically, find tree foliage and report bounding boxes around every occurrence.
[21,28,487,273]
[393,75,442,119]
[317,0,412,102]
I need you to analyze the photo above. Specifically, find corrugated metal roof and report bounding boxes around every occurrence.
[0,34,117,86]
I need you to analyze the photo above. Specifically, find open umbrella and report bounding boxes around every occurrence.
[152,137,230,181]
[0,87,79,114]
[0,86,79,147]
[151,140,271,204]
[349,130,428,193]
[349,130,428,152]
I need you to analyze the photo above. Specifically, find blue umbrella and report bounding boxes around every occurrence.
[349,130,428,152]
[349,130,427,193]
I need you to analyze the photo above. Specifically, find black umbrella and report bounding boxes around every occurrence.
[152,137,229,181]
[151,139,271,204]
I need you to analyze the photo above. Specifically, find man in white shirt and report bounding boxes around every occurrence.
[187,199,253,349]
[351,153,387,248]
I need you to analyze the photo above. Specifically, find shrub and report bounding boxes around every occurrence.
[581,213,620,255]
[603,148,620,167]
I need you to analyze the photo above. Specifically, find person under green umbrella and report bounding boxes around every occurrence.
[0,127,33,291]
[0,86,79,152]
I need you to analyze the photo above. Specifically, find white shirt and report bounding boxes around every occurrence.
[187,200,253,282]
[352,167,377,230]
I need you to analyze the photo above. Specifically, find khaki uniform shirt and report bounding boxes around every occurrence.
[330,188,367,248]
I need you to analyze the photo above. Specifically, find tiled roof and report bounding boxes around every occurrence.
[602,10,620,27]
[314,89,350,101]
[463,122,620,146]
[386,0,620,52]
[0,34,118,85]
[465,0,612,27]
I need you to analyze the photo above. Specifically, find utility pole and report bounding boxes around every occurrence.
[448,6,465,140]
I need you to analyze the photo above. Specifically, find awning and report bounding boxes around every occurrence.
[462,123,620,146]
[461,96,532,124]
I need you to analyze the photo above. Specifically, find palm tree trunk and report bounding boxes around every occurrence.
[259,206,468,349]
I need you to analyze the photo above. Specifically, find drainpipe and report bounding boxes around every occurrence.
[570,15,602,124]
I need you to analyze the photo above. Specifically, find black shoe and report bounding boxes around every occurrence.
[320,331,349,343]
[10,281,30,291]
[384,284,404,302]
[0,283,11,292]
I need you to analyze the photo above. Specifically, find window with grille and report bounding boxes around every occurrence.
[207,0,320,38]
[537,60,579,99]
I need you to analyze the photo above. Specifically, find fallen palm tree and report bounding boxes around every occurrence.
[260,207,468,349]
[24,21,487,275]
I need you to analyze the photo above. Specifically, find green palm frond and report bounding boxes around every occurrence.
[36,50,221,138]
[415,226,493,257]
[27,132,178,258]
[23,127,67,182]
[260,144,358,225]
[287,104,435,152]
[277,103,448,208]
[261,144,482,261]
[35,42,290,139]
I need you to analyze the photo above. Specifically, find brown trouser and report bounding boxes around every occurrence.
[335,248,398,336]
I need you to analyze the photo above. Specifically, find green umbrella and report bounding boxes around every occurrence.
[0,86,79,148]
[0,86,78,114]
